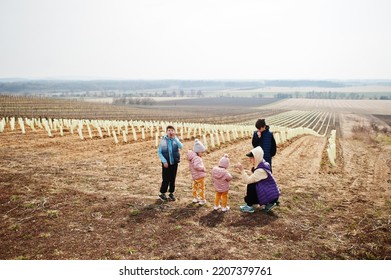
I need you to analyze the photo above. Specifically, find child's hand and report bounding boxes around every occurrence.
[167,128,176,138]
[235,162,243,172]
[168,132,175,138]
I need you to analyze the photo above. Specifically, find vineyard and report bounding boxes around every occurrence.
[261,98,391,115]
[0,95,282,123]
[0,108,338,165]
[0,96,390,260]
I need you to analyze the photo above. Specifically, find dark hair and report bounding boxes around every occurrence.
[166,125,175,131]
[255,119,266,129]
[246,152,254,157]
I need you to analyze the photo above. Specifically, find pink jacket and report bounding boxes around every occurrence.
[187,150,206,180]
[212,166,233,193]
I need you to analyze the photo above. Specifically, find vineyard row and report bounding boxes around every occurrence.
[1,111,334,147]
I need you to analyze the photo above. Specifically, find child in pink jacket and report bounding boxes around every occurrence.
[187,139,207,205]
[212,154,233,212]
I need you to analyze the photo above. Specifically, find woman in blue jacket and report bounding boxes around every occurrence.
[251,119,276,173]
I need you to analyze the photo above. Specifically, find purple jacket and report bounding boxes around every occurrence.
[255,160,280,205]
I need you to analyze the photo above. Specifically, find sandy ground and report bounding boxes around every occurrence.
[0,113,390,260]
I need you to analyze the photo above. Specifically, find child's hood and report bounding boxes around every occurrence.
[212,166,228,179]
[187,150,198,161]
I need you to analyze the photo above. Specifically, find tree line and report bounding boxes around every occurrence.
[275,92,390,100]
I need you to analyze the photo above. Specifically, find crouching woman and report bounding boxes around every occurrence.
[235,146,280,213]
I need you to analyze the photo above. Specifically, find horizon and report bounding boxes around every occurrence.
[1,77,391,82]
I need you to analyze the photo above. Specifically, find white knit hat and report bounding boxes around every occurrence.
[193,139,206,153]
[218,154,229,168]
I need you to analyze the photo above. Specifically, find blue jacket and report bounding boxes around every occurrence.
[252,127,276,162]
[158,135,183,165]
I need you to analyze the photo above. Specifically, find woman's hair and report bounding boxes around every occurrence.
[255,119,266,129]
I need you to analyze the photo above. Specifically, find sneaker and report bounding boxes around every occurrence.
[213,205,221,211]
[240,203,249,210]
[240,205,254,213]
[262,202,278,212]
[168,193,176,201]
[198,199,206,205]
[222,206,230,212]
[192,198,199,203]
[159,193,168,201]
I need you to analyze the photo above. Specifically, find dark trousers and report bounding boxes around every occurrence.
[244,182,279,206]
[160,163,178,194]
[244,183,259,206]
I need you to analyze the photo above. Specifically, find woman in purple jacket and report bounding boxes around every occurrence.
[235,146,280,213]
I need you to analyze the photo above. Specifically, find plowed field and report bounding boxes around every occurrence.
[1,108,390,259]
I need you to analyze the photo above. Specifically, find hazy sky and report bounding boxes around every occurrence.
[0,0,390,80]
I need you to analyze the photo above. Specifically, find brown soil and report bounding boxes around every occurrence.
[0,113,390,260]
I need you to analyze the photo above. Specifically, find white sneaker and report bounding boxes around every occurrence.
[192,198,198,203]
[213,205,221,211]
[198,199,206,205]
[222,206,230,212]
